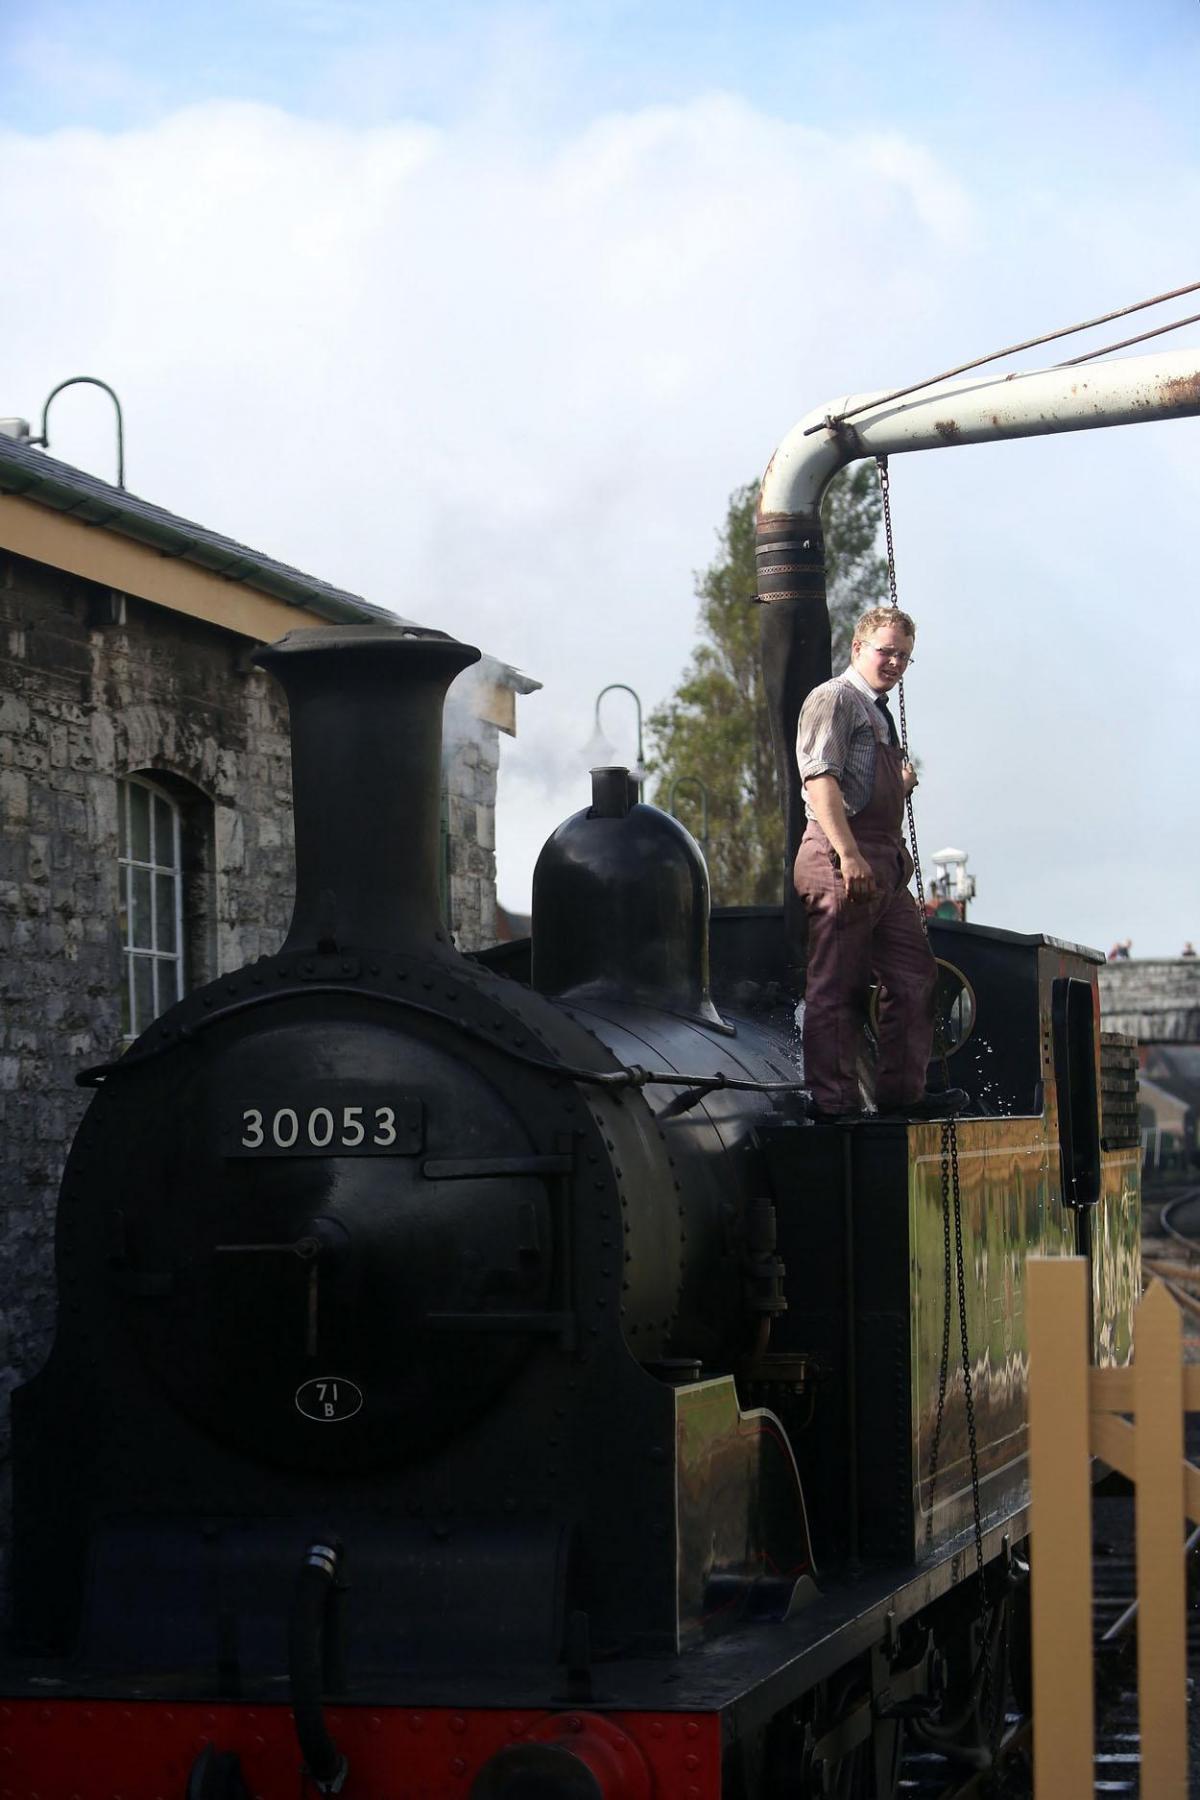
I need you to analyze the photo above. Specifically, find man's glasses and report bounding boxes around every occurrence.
[864,643,914,667]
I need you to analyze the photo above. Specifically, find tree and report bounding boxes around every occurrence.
[648,463,888,905]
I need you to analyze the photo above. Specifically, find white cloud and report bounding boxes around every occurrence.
[0,90,1196,953]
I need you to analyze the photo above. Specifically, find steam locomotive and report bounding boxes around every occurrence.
[2,620,1139,1800]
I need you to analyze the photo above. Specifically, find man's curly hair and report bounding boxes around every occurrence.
[853,604,915,641]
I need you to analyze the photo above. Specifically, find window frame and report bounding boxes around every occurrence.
[118,774,186,1039]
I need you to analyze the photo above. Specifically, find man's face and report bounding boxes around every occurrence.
[850,621,915,694]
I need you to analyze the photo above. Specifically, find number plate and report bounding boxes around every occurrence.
[226,1090,424,1157]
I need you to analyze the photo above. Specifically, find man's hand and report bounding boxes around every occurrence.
[803,776,879,902]
[901,760,918,795]
[839,849,878,903]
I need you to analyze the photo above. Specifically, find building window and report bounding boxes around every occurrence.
[118,775,185,1038]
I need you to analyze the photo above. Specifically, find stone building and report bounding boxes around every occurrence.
[1098,958,1200,1173]
[0,431,536,1529]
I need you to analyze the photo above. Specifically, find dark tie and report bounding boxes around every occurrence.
[875,693,899,747]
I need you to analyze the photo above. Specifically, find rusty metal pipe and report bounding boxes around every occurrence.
[761,344,1200,520]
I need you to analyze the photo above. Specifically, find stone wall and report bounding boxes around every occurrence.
[444,732,499,951]
[1098,959,1200,1043]
[0,552,502,1566]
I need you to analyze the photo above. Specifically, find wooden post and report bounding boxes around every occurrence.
[1028,1257,1094,1794]
[1135,1280,1187,1797]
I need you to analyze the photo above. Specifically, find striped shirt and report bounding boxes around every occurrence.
[796,666,891,820]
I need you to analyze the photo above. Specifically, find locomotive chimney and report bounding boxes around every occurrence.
[253,625,480,957]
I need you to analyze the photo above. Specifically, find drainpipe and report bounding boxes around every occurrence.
[757,344,1200,972]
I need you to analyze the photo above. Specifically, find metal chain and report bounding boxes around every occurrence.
[875,455,993,1741]
[878,455,899,605]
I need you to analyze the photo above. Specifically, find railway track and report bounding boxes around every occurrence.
[897,1717,1029,1797]
[894,1517,1199,1799]
[893,1192,1200,1797]
[1147,1186,1200,1302]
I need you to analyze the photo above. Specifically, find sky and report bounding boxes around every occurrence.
[1,0,1198,953]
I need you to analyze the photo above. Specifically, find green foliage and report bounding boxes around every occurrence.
[648,464,888,905]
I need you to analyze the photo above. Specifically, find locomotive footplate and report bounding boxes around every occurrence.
[0,1507,1023,1735]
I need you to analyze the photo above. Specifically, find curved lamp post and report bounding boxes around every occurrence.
[29,376,126,489]
[582,684,647,798]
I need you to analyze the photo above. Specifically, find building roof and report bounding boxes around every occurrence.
[1142,1044,1200,1112]
[0,431,539,721]
[1137,1073,1191,1130]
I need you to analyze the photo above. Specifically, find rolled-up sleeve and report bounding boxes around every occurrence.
[796,684,855,785]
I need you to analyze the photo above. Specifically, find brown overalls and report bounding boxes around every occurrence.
[792,730,936,1115]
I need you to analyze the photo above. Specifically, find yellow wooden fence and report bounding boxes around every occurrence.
[1028,1257,1199,1797]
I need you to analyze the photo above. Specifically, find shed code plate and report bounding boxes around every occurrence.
[295,1377,364,1422]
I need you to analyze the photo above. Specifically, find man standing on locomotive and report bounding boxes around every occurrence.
[794,605,964,1122]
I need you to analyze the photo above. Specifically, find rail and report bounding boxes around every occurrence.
[1027,1258,1199,1797]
